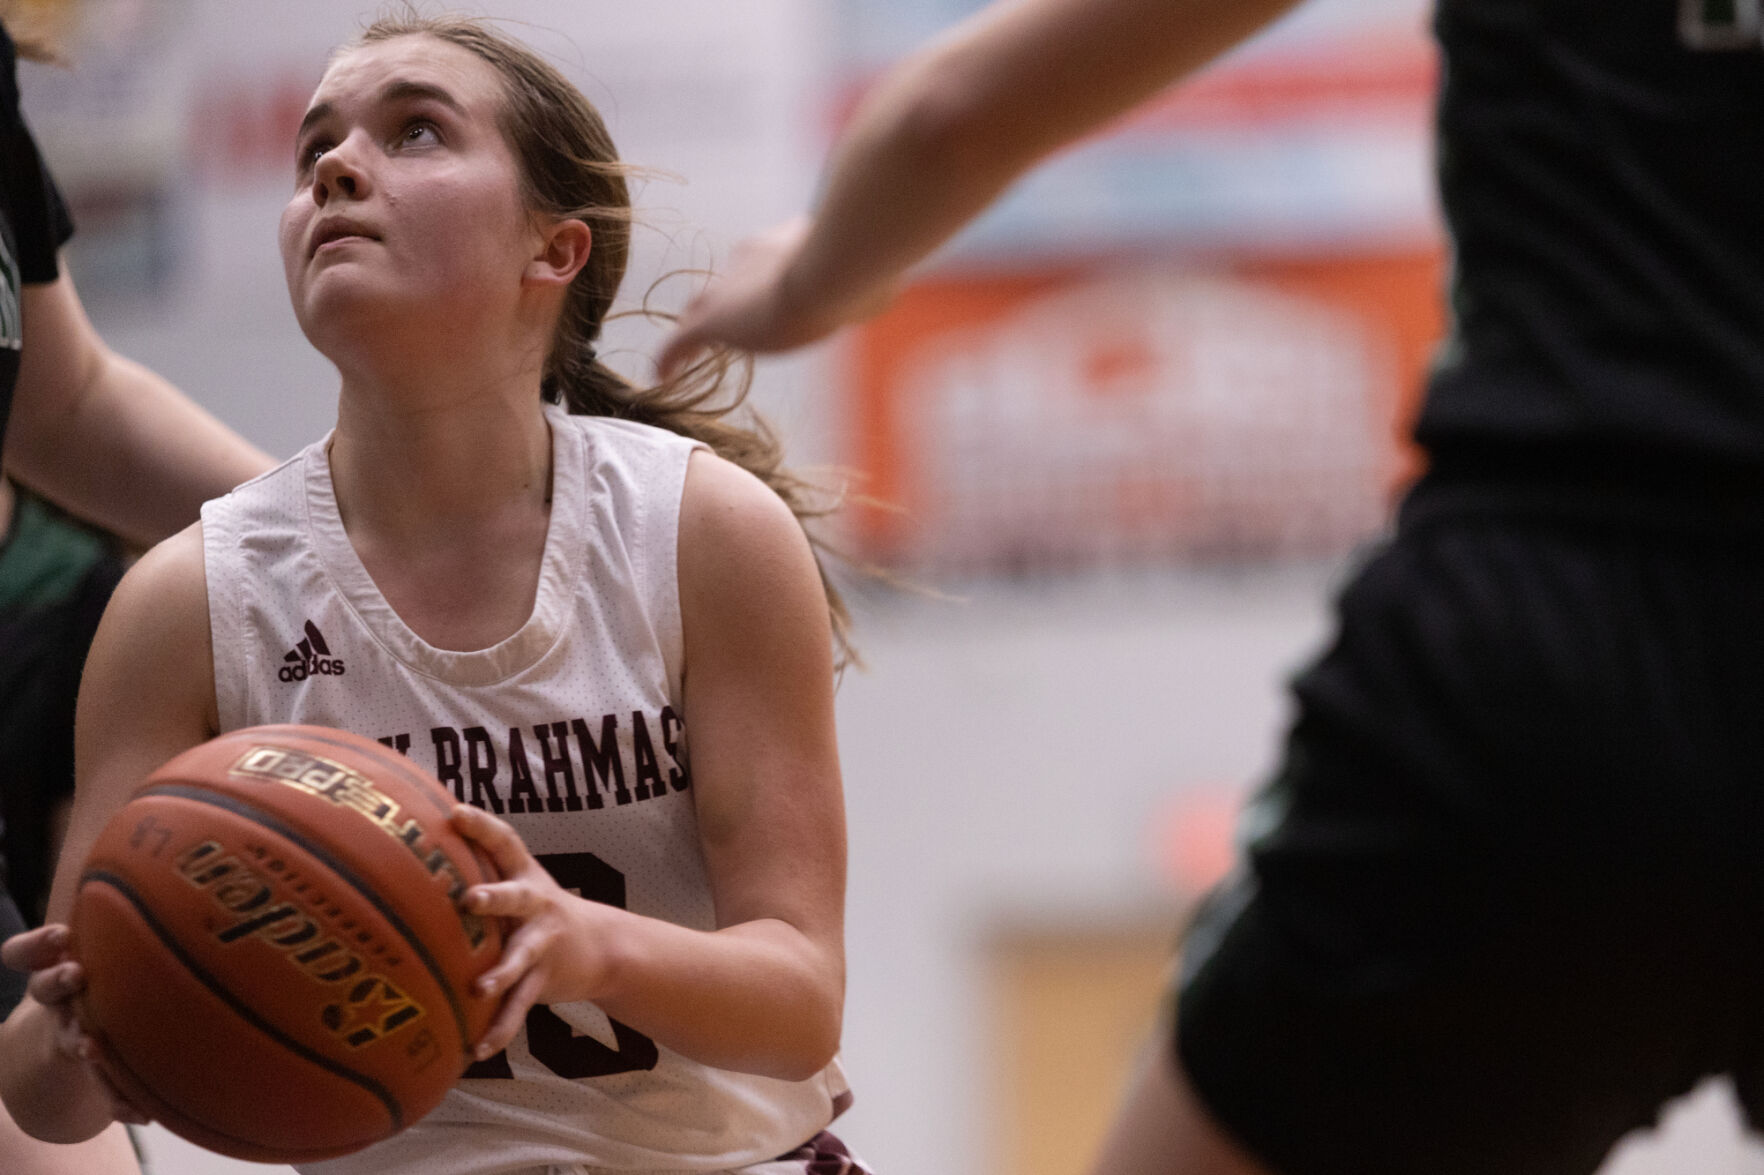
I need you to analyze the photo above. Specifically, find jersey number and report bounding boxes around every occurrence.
[462,851,660,1080]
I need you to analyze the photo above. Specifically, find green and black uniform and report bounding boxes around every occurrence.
[0,493,123,928]
[0,18,81,1016]
[1177,4,1764,1173]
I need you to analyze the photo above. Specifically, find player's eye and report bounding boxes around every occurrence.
[297,139,332,176]
[400,120,440,147]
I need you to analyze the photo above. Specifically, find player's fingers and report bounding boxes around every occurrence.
[655,323,708,382]
[26,959,84,1007]
[1,923,69,972]
[474,967,547,1059]
[450,804,532,875]
[53,1013,95,1062]
[473,920,555,998]
[464,880,545,919]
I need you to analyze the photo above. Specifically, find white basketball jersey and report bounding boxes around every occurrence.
[201,407,849,1175]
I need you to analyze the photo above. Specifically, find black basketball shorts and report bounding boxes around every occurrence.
[1176,508,1764,1175]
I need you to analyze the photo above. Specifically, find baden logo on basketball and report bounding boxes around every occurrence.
[174,839,430,1050]
[279,620,346,682]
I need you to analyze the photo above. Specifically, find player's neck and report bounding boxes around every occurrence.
[327,383,553,541]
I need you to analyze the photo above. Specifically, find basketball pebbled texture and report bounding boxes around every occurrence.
[69,724,504,1163]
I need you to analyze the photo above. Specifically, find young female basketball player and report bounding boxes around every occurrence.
[0,14,868,1175]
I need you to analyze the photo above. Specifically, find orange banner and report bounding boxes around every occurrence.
[847,249,1445,572]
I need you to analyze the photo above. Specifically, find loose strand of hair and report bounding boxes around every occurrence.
[547,327,862,670]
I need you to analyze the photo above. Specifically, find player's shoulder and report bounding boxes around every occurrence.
[680,448,804,553]
[197,441,322,554]
[678,449,827,632]
[105,522,209,635]
[130,521,206,583]
[83,521,216,730]
[206,440,313,505]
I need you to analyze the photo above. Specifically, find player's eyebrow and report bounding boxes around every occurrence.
[297,79,468,142]
[378,79,468,117]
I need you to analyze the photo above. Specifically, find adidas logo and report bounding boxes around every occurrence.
[279,619,347,683]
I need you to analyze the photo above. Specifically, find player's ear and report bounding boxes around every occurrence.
[524,219,591,290]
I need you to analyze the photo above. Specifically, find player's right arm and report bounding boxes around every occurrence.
[0,523,216,1143]
[657,0,1306,372]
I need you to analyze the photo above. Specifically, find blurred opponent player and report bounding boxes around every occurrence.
[0,478,126,930]
[1,1,273,1171]
[660,1,1764,1172]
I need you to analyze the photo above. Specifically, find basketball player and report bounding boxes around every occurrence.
[0,2,272,1171]
[659,1,1764,1173]
[1,14,870,1175]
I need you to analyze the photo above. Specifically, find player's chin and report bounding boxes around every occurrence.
[294,283,404,350]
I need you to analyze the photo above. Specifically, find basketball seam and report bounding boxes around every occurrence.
[79,868,405,1135]
[135,783,475,1051]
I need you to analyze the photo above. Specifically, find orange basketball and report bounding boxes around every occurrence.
[68,724,504,1163]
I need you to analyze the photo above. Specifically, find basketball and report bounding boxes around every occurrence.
[66,725,504,1163]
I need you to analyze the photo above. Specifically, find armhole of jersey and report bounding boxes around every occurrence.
[652,436,700,705]
[199,498,246,732]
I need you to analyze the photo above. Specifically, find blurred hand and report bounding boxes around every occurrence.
[657,217,894,379]
[450,805,616,1059]
[0,926,151,1127]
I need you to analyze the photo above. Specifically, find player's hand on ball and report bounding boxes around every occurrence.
[0,926,152,1126]
[451,805,614,1059]
[5,925,99,1058]
[2,923,74,1001]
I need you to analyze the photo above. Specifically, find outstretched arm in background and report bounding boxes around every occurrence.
[6,266,274,547]
[657,0,1305,374]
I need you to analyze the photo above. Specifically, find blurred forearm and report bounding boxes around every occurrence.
[785,0,1307,325]
[6,346,273,549]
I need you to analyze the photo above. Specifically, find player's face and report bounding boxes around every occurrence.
[278,34,536,359]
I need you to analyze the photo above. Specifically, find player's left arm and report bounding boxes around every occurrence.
[459,449,845,1080]
[5,265,274,549]
[0,524,217,1141]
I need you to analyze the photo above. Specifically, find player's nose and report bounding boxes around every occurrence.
[314,134,370,204]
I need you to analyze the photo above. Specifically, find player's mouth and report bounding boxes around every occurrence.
[310,218,381,257]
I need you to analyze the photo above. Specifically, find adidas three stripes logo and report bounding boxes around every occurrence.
[278,620,347,683]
